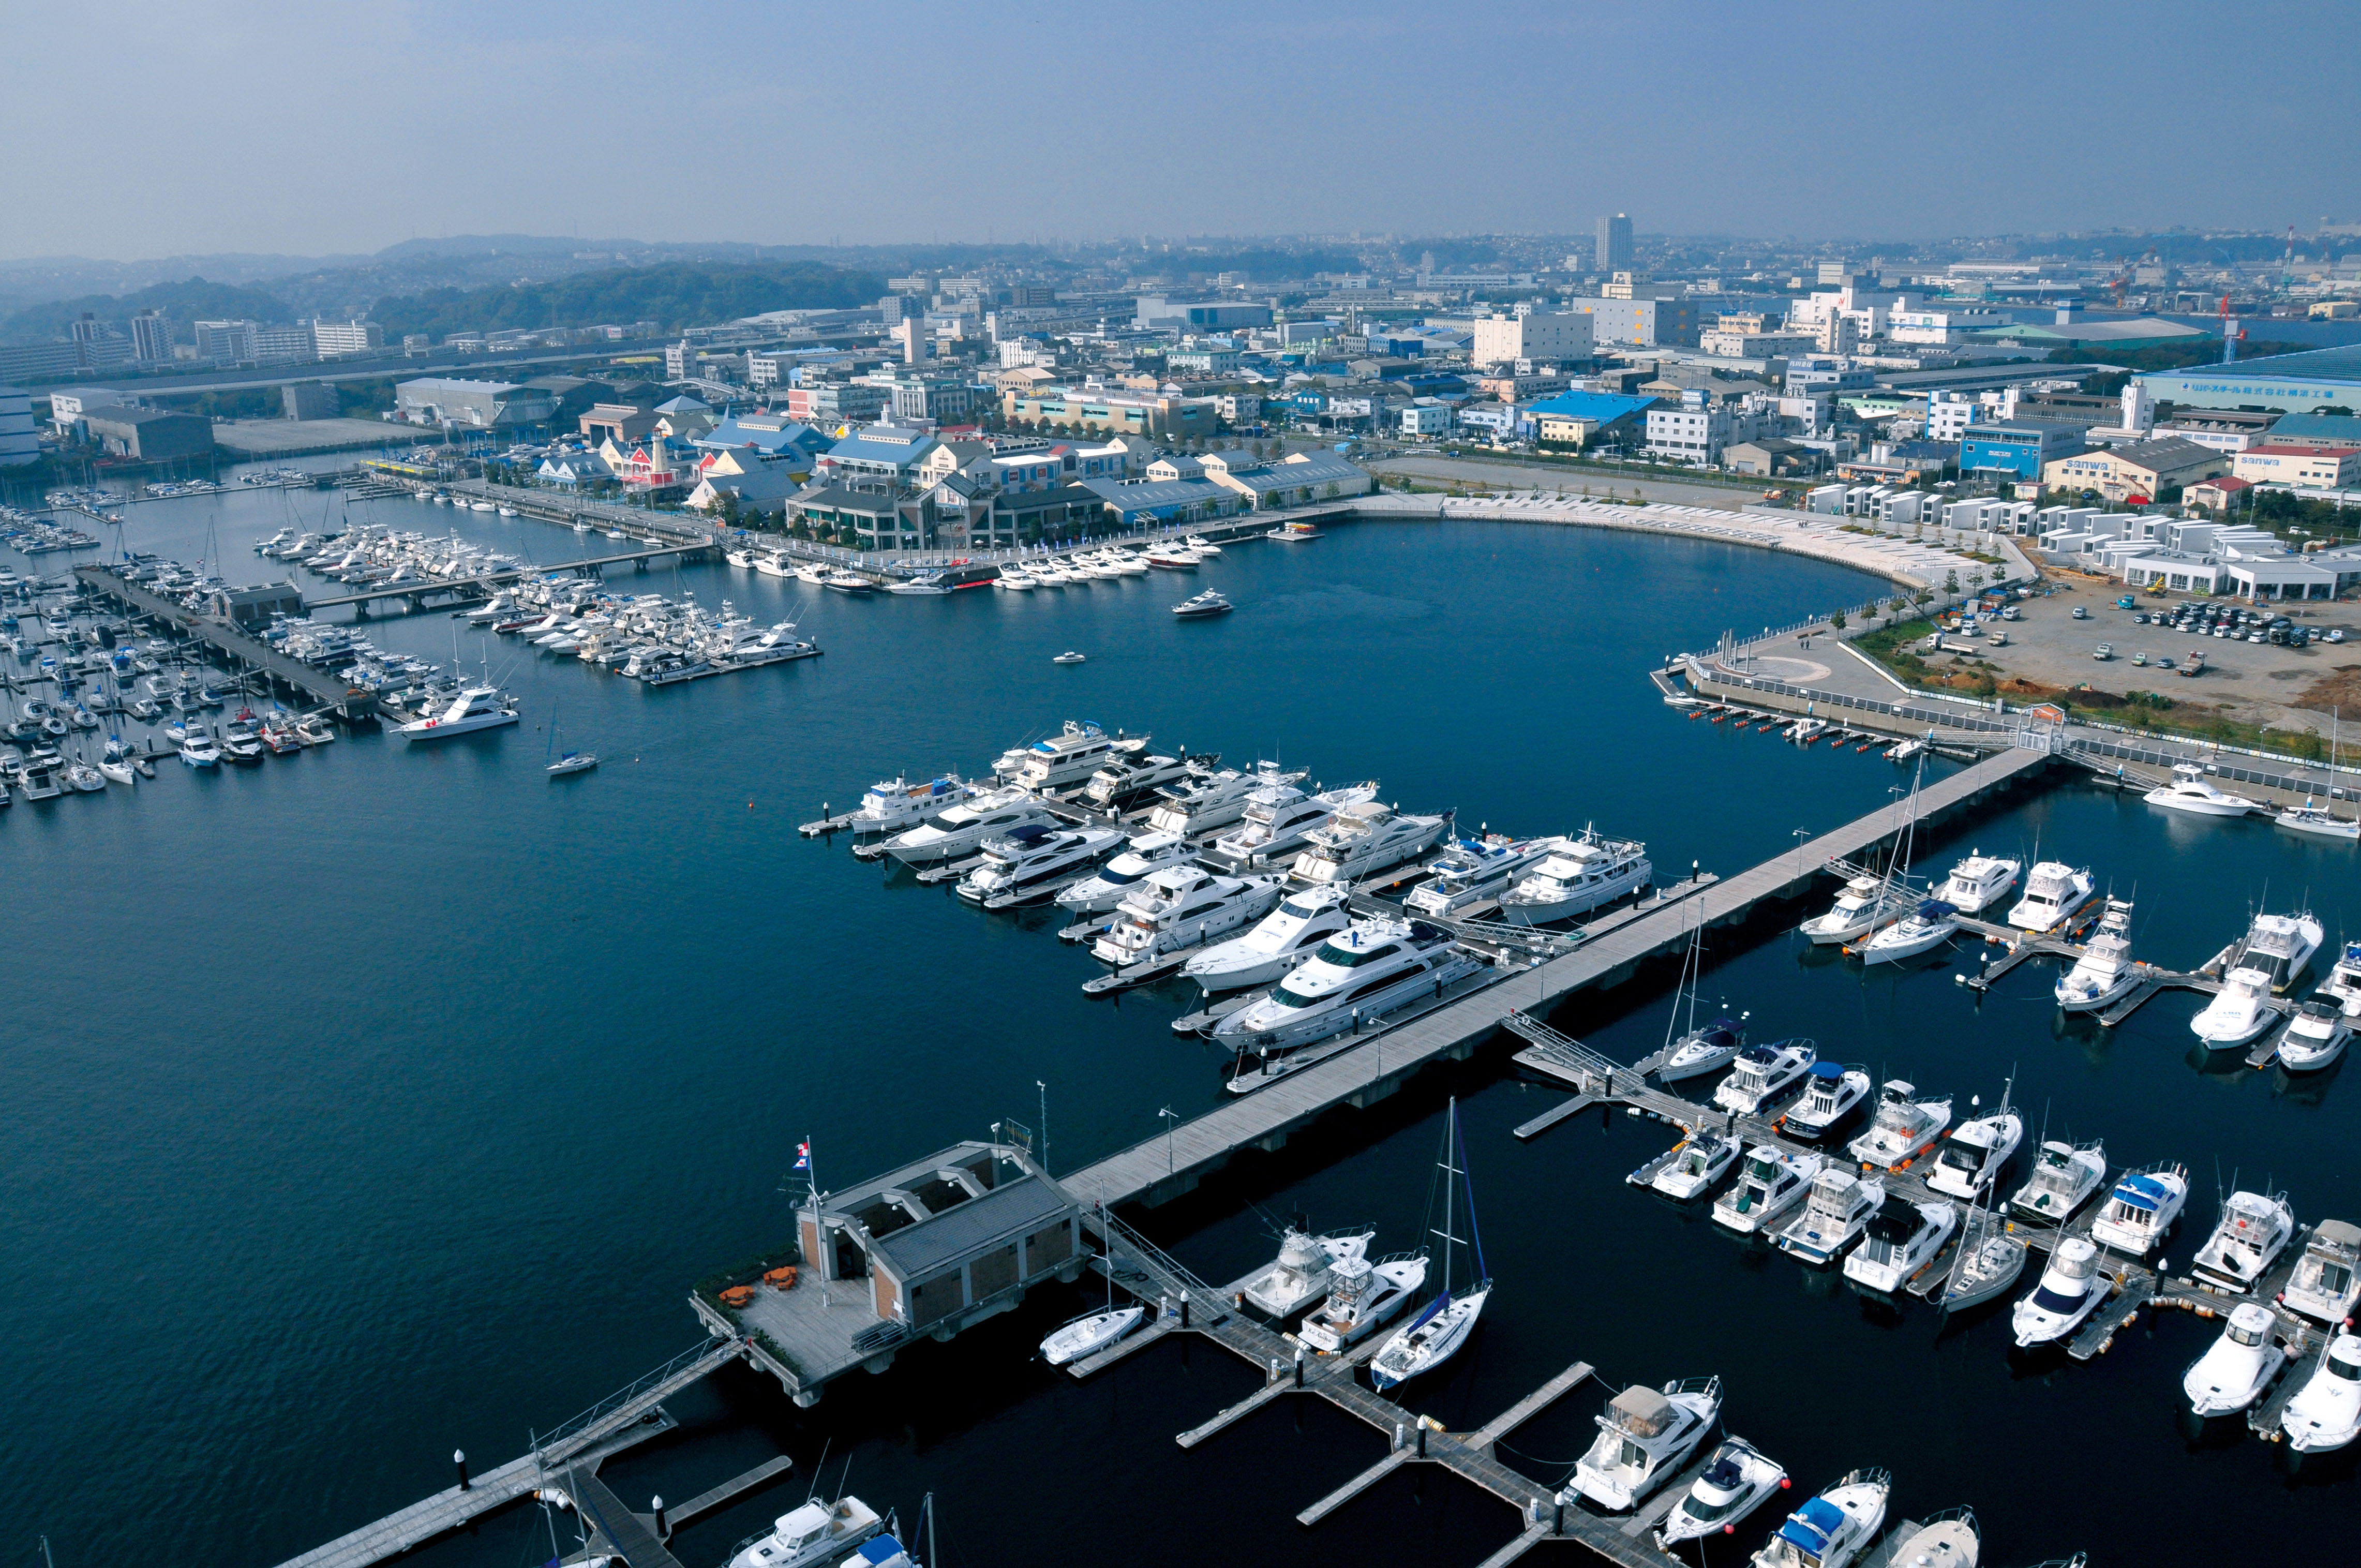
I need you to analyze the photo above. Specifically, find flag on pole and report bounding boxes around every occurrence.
[793,1140,811,1171]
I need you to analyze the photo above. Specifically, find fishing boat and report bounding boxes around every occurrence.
[1749,1468,1890,1568]
[1565,1376,1723,1511]
[1657,1438,1787,1547]
[1799,873,1909,945]
[1712,1145,1824,1235]
[2190,1190,2296,1292]
[1845,1080,1952,1171]
[1843,1197,1956,1295]
[2088,1164,2189,1256]
[2144,761,2259,816]
[2009,1140,2106,1224]
[1297,1251,1428,1353]
[1781,1061,1871,1140]
[2005,861,2094,933]
[1367,1100,1489,1390]
[1773,1169,1885,1264]
[2184,1302,2288,1416]
[2055,898,2139,1010]
[1237,1226,1376,1320]
[2189,968,2280,1049]
[2282,1219,2361,1325]
[2222,908,2324,994]
[2281,1333,2361,1452]
[1713,1039,1817,1116]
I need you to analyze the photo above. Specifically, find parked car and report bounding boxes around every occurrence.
[2072,605,2090,620]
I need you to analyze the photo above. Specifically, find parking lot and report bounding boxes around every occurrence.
[1922,572,2358,735]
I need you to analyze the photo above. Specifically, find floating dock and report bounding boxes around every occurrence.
[73,564,379,723]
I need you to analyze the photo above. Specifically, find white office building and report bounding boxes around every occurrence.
[1470,310,1594,368]
[312,320,384,358]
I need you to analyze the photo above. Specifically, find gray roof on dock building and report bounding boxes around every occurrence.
[868,1174,1071,1279]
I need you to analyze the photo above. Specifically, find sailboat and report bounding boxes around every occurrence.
[2277,709,2358,841]
[1367,1098,1490,1390]
[545,699,597,776]
[1655,904,1747,1082]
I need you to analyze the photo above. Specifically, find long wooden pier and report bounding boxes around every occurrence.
[73,564,380,722]
[303,541,712,615]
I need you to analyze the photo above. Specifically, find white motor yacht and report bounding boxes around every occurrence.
[1781,1061,1871,1140]
[1923,1090,2024,1201]
[1145,762,1302,838]
[848,774,974,833]
[1846,1080,1952,1172]
[1184,884,1353,993]
[724,1495,884,1568]
[883,786,1054,864]
[2009,1140,2106,1224]
[1712,1145,1825,1235]
[2144,761,2260,817]
[1659,1438,1786,1547]
[1403,833,1564,918]
[1203,780,1380,870]
[2190,967,2280,1049]
[2191,1189,2296,1292]
[1648,1128,1740,1201]
[1844,1197,1957,1294]
[1238,1227,1374,1320]
[2006,861,2095,933]
[395,686,517,741]
[1015,721,1146,794]
[2319,942,2361,1009]
[2281,1333,2361,1452]
[1296,1252,1428,1353]
[995,568,1036,590]
[2088,1164,2189,1256]
[2277,997,2354,1072]
[1713,1039,1817,1116]
[1749,1469,1891,1568]
[1055,831,1194,915]
[1934,851,2021,914]
[2011,1234,2111,1347]
[2184,1303,2287,1416]
[1039,1306,1144,1366]
[1774,1169,1886,1264]
[2229,909,2326,993]
[1800,874,1910,945]
[1495,828,1651,925]
[1286,801,1453,888]
[1183,534,1221,555]
[1565,1377,1723,1511]
[1857,899,1961,964]
[957,824,1125,905]
[2282,1219,2361,1325]
[1092,868,1283,966]
[1211,917,1483,1052]
[2055,898,2140,1010]
[1081,751,1202,811]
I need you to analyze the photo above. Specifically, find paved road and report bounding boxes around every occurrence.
[1366,452,1785,511]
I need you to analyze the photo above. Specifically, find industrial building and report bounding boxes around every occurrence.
[2040,436,2226,503]
[0,384,36,466]
[1563,295,1698,348]
[80,408,214,460]
[1960,421,2086,482]
[2135,344,2361,414]
[395,378,557,429]
[1469,310,1594,368]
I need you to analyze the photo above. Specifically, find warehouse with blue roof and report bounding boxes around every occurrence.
[1525,390,1656,449]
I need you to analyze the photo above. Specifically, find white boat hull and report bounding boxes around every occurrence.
[1368,1289,1487,1390]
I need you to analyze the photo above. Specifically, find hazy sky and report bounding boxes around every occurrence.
[7,1,2358,261]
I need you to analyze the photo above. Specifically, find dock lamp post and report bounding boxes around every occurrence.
[1793,827,1810,878]
[1159,1106,1177,1175]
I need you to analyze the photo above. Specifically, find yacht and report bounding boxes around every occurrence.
[1923,1088,2024,1201]
[1711,1145,1824,1235]
[724,1495,884,1568]
[2319,941,2361,1009]
[1055,831,1194,915]
[994,568,1036,590]
[1172,590,1233,618]
[1211,917,1483,1052]
[956,824,1125,905]
[1495,828,1651,925]
[2010,1140,2107,1224]
[1846,1080,1952,1171]
[2006,861,2095,933]
[821,571,880,594]
[2276,800,2359,841]
[1080,751,1202,811]
[1774,1169,1886,1264]
[1781,1061,1871,1139]
[1648,1128,1740,1201]
[1658,1438,1787,1547]
[1713,1039,1817,1116]
[178,733,222,767]
[883,786,1054,864]
[1934,851,2021,914]
[849,774,975,833]
[1285,801,1453,888]
[1184,884,1353,993]
[2055,898,2139,1010]
[1749,1469,1890,1568]
[1015,722,1147,794]
[793,562,830,585]
[2278,996,2353,1072]
[1799,874,1909,945]
[2144,761,2259,816]
[1564,1377,1723,1511]
[2283,1219,2361,1325]
[1145,763,1302,838]
[1403,834,1564,918]
[1091,868,1282,966]
[1857,899,1961,964]
[1238,1227,1374,1320]
[1659,1018,1746,1084]
[2189,968,2280,1049]
[1038,1305,1144,1366]
[1296,1251,1428,1353]
[886,572,952,595]
[1202,780,1380,870]
[2190,1190,2296,1292]
[2088,1164,2189,1256]
[1183,534,1221,555]
[1367,1101,1489,1391]
[2280,1333,2361,1452]
[1843,1197,1957,1295]
[2184,1303,2287,1417]
[1879,1510,1980,1568]
[395,686,518,741]
[2227,909,2325,994]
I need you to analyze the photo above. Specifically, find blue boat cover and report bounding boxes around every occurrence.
[1809,1061,1846,1081]
[1779,1496,1846,1553]
[1916,899,1957,919]
[857,1537,907,1566]
[2116,1173,2172,1210]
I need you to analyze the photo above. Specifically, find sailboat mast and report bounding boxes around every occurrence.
[1442,1098,1456,1293]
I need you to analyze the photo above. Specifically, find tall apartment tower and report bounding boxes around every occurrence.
[1595,213,1633,272]
[130,310,174,362]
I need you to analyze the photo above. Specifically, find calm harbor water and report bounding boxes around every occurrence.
[6,474,2357,1567]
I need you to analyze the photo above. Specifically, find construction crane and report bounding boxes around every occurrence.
[2219,295,2247,364]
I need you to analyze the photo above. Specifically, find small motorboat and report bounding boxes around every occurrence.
[2088,1164,2189,1257]
[2190,1189,2296,1292]
[1843,1197,1957,1295]
[2282,1332,2361,1452]
[2009,1140,2106,1224]
[1712,1145,1824,1235]
[1878,1509,1980,1568]
[1565,1377,1723,1511]
[1038,1306,1145,1367]
[2276,997,2354,1072]
[1646,1128,1740,1202]
[2183,1302,2287,1416]
[1052,651,1087,664]
[1657,1437,1786,1547]
[1846,1080,1952,1171]
[2055,898,2140,1011]
[1749,1468,1890,1568]
[2283,1219,2361,1325]
[2011,1236,2109,1348]
[1781,1061,1870,1140]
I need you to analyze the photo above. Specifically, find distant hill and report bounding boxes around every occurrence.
[0,277,293,343]
[368,260,886,338]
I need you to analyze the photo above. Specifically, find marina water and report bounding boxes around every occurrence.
[7,471,2357,1566]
